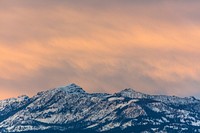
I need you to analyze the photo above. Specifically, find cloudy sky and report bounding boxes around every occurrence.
[1,0,200,99]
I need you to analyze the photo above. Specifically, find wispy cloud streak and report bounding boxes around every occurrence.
[0,0,200,99]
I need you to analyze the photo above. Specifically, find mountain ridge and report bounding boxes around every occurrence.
[0,83,200,133]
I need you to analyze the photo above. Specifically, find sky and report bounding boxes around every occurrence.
[1,0,200,99]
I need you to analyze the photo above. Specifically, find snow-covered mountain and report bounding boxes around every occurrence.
[0,83,200,133]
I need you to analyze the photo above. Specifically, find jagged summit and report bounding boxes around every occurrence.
[120,88,141,93]
[118,88,148,99]
[55,83,86,94]
[17,95,29,99]
[35,83,86,97]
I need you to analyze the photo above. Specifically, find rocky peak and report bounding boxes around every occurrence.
[118,88,148,99]
[56,83,86,94]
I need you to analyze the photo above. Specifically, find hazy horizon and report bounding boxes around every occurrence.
[1,0,200,99]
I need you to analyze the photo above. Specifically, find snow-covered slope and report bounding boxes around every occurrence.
[0,84,200,133]
[0,95,30,123]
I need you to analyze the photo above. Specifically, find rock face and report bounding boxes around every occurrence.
[0,84,200,133]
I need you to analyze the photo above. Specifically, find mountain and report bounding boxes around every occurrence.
[0,83,200,133]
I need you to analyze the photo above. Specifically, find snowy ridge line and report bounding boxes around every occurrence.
[0,83,200,133]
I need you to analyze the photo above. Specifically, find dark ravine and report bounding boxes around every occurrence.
[0,83,200,133]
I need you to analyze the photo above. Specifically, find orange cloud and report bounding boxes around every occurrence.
[1,1,200,99]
